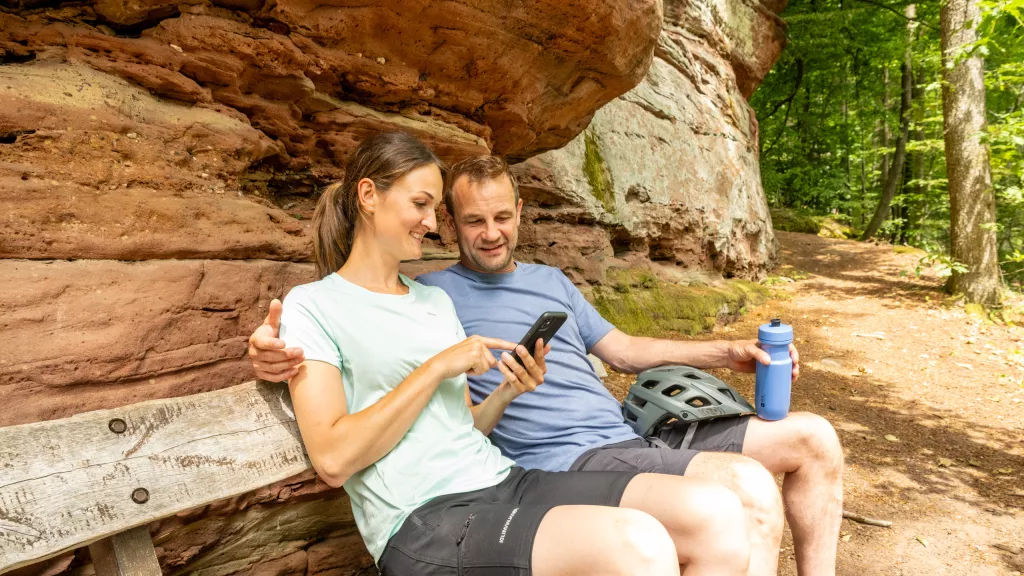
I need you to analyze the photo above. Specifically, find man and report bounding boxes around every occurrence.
[250,156,843,576]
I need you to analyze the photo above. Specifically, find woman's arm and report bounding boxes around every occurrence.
[289,335,517,488]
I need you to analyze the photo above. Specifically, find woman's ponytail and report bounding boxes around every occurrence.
[312,182,354,279]
[310,132,443,279]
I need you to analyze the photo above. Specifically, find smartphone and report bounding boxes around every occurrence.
[512,311,568,366]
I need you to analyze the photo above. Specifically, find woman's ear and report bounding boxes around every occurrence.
[356,178,376,215]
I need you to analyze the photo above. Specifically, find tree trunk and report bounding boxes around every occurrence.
[905,5,925,245]
[880,65,891,187]
[861,60,912,240]
[940,0,1002,305]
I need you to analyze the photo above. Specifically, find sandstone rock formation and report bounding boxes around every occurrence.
[0,0,785,572]
[512,0,787,281]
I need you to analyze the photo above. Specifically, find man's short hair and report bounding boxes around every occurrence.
[444,155,520,217]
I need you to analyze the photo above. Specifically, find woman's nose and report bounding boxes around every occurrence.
[424,211,437,232]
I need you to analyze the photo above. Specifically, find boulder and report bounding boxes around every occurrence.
[0,0,661,165]
[513,0,787,281]
[0,259,313,427]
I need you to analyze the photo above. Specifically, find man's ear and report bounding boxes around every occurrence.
[515,197,524,224]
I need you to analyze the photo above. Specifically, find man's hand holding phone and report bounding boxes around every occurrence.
[492,311,565,401]
[494,338,551,401]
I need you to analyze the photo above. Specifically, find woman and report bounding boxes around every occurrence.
[280,131,751,576]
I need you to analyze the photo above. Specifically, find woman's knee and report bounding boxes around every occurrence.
[609,509,679,575]
[728,456,785,539]
[676,480,751,552]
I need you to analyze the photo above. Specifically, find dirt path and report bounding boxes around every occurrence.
[611,231,1024,575]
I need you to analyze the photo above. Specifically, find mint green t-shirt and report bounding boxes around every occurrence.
[279,273,513,562]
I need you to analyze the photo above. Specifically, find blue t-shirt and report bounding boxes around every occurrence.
[418,263,639,471]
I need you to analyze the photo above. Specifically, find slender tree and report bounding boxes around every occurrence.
[940,0,1002,305]
[861,59,912,239]
[862,6,917,240]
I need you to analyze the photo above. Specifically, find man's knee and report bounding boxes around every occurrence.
[790,412,843,470]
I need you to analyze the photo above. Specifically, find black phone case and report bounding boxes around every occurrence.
[512,311,568,366]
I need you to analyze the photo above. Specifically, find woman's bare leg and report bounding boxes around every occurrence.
[532,505,679,576]
[620,474,752,576]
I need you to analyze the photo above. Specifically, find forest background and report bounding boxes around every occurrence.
[751,0,1024,300]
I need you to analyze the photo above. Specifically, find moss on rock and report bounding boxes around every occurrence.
[582,130,616,213]
[588,268,769,337]
[771,208,854,239]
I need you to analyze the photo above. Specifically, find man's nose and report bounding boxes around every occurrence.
[483,221,501,241]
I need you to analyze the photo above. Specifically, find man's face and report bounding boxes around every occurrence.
[450,174,523,274]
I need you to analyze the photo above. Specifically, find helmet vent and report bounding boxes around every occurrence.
[686,396,712,408]
[661,385,684,397]
[640,380,660,390]
[717,388,737,402]
[630,396,648,409]
[625,411,639,422]
[684,373,702,380]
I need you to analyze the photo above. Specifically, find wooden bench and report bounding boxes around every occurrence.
[0,380,312,575]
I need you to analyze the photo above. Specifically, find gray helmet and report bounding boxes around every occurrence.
[623,365,755,438]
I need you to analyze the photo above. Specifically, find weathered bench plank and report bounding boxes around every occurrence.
[0,380,312,573]
[88,526,161,576]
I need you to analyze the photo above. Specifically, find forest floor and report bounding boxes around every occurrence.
[604,230,1023,576]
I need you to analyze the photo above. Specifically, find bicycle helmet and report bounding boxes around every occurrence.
[623,365,755,438]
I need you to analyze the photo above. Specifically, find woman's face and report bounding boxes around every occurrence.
[365,164,443,261]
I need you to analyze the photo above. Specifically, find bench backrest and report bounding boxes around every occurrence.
[0,380,311,573]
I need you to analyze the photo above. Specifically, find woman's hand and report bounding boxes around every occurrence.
[431,335,520,380]
[495,339,551,399]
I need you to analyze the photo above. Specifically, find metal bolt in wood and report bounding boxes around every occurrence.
[131,488,149,504]
[108,418,127,434]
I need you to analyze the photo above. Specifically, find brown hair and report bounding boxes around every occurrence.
[312,132,443,278]
[444,155,519,218]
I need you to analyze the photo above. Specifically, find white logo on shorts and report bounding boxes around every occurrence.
[498,508,519,544]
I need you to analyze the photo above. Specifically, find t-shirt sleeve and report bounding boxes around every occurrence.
[557,270,615,351]
[279,286,344,370]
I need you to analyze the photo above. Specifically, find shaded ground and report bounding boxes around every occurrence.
[606,231,1023,575]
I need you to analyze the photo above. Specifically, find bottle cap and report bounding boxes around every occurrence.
[758,318,793,345]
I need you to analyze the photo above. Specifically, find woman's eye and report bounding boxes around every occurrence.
[415,201,427,208]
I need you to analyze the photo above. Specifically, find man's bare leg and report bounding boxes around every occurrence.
[741,412,844,576]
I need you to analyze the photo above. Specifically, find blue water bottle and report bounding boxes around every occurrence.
[755,318,793,420]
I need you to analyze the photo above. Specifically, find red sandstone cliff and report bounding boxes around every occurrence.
[0,0,785,573]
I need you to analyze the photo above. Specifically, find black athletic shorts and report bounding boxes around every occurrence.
[378,466,638,575]
[569,415,752,475]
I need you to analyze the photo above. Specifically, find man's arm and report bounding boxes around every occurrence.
[250,298,305,381]
[466,340,550,435]
[590,328,800,380]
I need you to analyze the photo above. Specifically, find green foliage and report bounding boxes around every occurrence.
[752,0,1024,289]
[590,270,769,337]
[582,130,616,213]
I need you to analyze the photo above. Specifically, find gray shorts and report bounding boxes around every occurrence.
[378,466,638,575]
[569,416,751,475]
